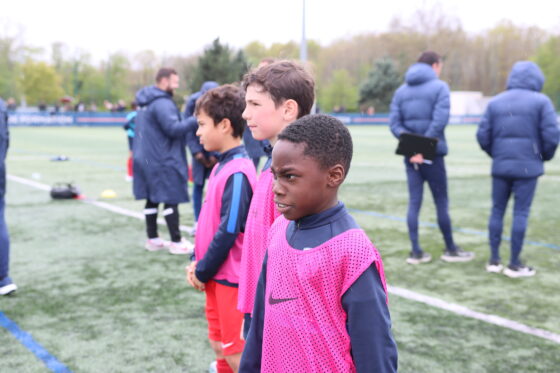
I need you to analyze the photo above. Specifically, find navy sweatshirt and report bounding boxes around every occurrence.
[240,202,398,373]
[194,146,254,287]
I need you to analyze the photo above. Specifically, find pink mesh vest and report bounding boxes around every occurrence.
[237,168,281,313]
[262,217,388,373]
[194,157,256,284]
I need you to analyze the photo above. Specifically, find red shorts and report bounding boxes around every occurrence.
[205,280,245,356]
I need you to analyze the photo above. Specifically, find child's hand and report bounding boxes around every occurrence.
[185,261,197,287]
[191,273,205,292]
[185,261,205,291]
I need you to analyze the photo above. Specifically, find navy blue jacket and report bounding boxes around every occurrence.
[243,127,267,159]
[390,63,450,156]
[240,203,398,373]
[184,81,219,185]
[184,81,219,118]
[0,99,8,198]
[195,146,254,287]
[477,61,559,179]
[132,86,189,204]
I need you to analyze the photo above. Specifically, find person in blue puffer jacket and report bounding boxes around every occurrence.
[184,81,219,230]
[133,67,193,255]
[477,61,559,278]
[390,51,474,265]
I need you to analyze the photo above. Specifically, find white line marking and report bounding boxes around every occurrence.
[389,285,560,344]
[9,174,560,344]
[8,174,194,234]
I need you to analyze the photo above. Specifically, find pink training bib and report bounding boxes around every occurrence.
[261,216,387,373]
[237,168,281,314]
[194,157,256,284]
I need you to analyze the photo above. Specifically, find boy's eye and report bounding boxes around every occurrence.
[286,174,296,180]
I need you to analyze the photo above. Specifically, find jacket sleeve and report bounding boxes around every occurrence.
[185,117,204,156]
[389,88,405,138]
[239,252,267,373]
[539,98,560,161]
[476,107,493,156]
[424,83,450,138]
[342,265,398,373]
[153,99,188,139]
[195,172,253,283]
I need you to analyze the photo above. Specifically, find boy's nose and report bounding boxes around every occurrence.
[242,107,250,120]
[272,179,284,196]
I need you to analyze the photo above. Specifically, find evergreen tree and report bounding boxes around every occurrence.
[189,38,249,91]
[359,58,401,113]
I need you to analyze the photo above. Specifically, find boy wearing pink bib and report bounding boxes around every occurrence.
[238,61,315,336]
[185,85,256,373]
[240,115,398,373]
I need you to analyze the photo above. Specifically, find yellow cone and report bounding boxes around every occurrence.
[100,189,117,198]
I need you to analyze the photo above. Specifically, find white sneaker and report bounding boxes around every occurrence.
[168,238,194,255]
[145,238,168,252]
[208,361,217,373]
[486,261,504,273]
[503,264,536,278]
[0,277,17,295]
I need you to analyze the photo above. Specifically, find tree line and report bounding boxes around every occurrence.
[1,8,559,113]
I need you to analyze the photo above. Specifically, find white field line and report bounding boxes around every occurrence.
[8,174,560,345]
[388,285,560,344]
[7,174,194,234]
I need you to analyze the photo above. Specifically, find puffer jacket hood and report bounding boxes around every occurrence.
[405,63,437,86]
[135,85,170,107]
[506,61,544,92]
[200,81,219,93]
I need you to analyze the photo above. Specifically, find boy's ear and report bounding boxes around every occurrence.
[218,118,233,135]
[282,99,299,122]
[327,164,345,188]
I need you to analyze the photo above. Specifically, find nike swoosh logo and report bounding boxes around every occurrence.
[268,293,298,305]
[222,342,234,349]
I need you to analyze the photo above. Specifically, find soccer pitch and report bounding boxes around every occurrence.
[2,125,560,372]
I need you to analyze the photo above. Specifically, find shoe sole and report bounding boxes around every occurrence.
[0,283,17,295]
[406,256,432,265]
[503,268,536,278]
[486,265,504,273]
[440,254,475,263]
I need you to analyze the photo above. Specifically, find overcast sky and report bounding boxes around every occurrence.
[2,0,560,62]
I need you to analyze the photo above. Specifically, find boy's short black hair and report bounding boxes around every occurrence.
[242,60,315,119]
[195,84,246,138]
[417,51,441,66]
[277,114,353,177]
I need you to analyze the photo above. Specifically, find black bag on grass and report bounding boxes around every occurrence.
[50,183,80,199]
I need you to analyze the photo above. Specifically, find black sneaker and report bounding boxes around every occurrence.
[503,264,536,278]
[406,251,432,265]
[440,247,475,263]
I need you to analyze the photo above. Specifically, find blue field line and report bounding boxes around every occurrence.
[0,311,73,373]
[348,208,560,250]
[12,148,125,172]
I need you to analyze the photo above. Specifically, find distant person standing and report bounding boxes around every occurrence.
[477,61,559,278]
[0,97,16,295]
[184,81,219,230]
[390,51,474,264]
[133,67,193,255]
[123,101,137,182]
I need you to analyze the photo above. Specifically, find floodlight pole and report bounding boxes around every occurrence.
[300,0,307,62]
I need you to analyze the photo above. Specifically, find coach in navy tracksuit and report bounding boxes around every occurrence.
[133,68,190,251]
[477,61,559,277]
[0,98,16,295]
[390,51,474,264]
[184,81,219,224]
